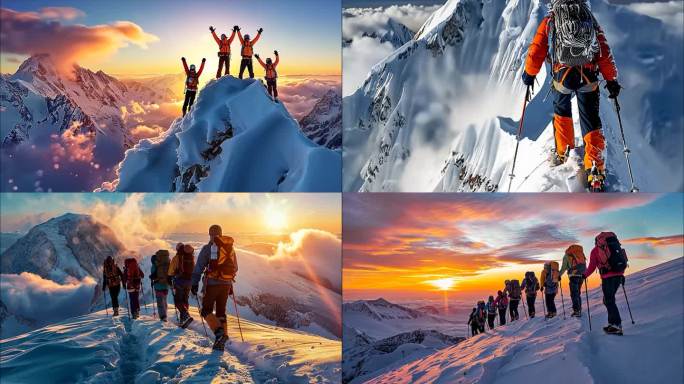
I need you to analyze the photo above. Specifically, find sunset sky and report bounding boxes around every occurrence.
[0,193,341,239]
[0,0,341,76]
[343,193,683,302]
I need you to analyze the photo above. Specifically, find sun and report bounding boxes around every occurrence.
[264,206,288,232]
[427,277,456,291]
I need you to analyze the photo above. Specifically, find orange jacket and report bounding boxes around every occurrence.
[256,55,279,79]
[525,16,618,81]
[212,30,236,54]
[238,31,261,58]
[182,58,204,90]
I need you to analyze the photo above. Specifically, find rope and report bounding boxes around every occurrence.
[552,1,599,65]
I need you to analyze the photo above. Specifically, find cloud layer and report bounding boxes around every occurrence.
[0,7,158,73]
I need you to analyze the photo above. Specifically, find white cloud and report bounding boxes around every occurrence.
[626,1,684,36]
[0,272,96,331]
[278,77,341,119]
[343,37,396,96]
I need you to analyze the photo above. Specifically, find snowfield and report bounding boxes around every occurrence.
[105,76,341,192]
[364,257,684,384]
[0,304,341,384]
[343,0,683,192]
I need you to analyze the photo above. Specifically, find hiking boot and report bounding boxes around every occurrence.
[161,317,167,323]
[587,167,606,192]
[550,146,570,167]
[213,328,229,351]
[180,316,194,329]
[571,310,582,317]
[113,308,119,316]
[603,324,623,335]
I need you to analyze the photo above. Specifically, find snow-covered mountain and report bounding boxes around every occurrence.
[343,0,683,192]
[364,257,684,383]
[343,298,463,383]
[343,17,415,49]
[1,54,176,192]
[1,213,125,283]
[104,75,342,192]
[0,305,341,383]
[299,88,343,150]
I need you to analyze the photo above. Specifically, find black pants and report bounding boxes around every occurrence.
[174,284,191,320]
[239,58,254,79]
[108,285,120,309]
[602,276,623,326]
[509,299,520,320]
[498,308,506,325]
[569,276,583,313]
[182,90,197,116]
[217,54,230,78]
[545,292,557,314]
[487,313,496,329]
[526,294,536,316]
[471,325,479,336]
[553,68,601,139]
[128,290,140,314]
[266,78,278,98]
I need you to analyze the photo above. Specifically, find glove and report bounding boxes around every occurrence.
[235,25,240,31]
[209,26,215,32]
[181,57,186,61]
[202,58,206,62]
[191,284,199,296]
[274,50,278,56]
[257,28,263,34]
[521,71,535,87]
[606,80,621,98]
[254,54,260,59]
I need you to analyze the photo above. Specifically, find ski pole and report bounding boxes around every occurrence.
[141,283,148,315]
[621,279,635,325]
[124,286,132,320]
[231,291,245,342]
[194,293,209,338]
[150,281,157,320]
[584,277,592,331]
[522,296,528,320]
[542,291,547,321]
[170,283,179,323]
[507,85,532,192]
[611,97,638,192]
[103,289,109,318]
[560,279,566,320]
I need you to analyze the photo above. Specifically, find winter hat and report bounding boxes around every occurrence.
[190,64,196,71]
[244,34,250,40]
[176,243,184,252]
[183,244,195,255]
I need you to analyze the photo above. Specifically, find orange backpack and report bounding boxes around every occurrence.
[565,244,587,275]
[207,236,238,281]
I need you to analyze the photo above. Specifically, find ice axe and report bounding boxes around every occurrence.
[611,97,638,192]
[507,85,532,192]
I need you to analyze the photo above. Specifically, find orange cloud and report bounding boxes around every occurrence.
[1,8,158,73]
[622,234,683,247]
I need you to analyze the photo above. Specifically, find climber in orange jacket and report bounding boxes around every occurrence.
[181,57,205,116]
[255,50,279,102]
[236,26,263,79]
[522,1,621,191]
[210,25,237,78]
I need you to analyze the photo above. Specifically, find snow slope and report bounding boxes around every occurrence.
[0,304,341,384]
[366,257,684,383]
[107,76,341,192]
[343,0,683,192]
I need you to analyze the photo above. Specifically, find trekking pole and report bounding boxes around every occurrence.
[170,284,179,323]
[611,97,638,192]
[621,279,635,325]
[194,293,209,338]
[560,281,567,320]
[507,85,532,192]
[542,292,547,321]
[584,277,592,331]
[231,292,245,342]
[103,289,109,318]
[150,281,157,320]
[522,297,528,320]
[141,284,148,315]
[124,287,132,320]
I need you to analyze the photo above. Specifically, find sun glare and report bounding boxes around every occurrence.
[427,277,456,291]
[264,205,288,232]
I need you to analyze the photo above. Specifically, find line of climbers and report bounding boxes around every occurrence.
[468,231,630,337]
[181,25,281,116]
[102,224,240,351]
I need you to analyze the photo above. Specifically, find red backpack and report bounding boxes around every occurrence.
[104,257,120,286]
[179,244,195,280]
[125,258,142,289]
[595,232,628,274]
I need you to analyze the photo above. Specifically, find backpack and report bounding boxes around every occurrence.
[509,280,522,299]
[543,262,560,293]
[477,301,486,320]
[595,232,628,274]
[104,258,120,286]
[178,245,195,280]
[497,296,508,310]
[265,63,278,79]
[207,236,238,281]
[154,250,170,283]
[487,301,496,315]
[549,0,600,67]
[125,258,141,289]
[565,244,587,275]
[524,273,539,295]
